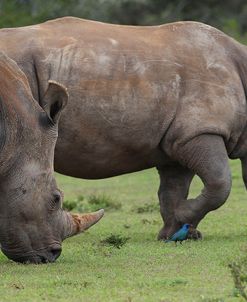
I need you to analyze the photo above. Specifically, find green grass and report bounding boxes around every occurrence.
[0,160,246,301]
[63,193,122,212]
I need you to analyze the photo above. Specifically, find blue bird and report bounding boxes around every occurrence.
[165,224,191,244]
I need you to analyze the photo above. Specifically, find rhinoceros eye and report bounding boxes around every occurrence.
[51,190,63,209]
[54,192,61,202]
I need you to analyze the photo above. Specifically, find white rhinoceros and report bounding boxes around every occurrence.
[0,17,246,243]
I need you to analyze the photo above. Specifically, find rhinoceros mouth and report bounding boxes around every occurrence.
[11,254,50,264]
[1,244,62,264]
[15,253,60,264]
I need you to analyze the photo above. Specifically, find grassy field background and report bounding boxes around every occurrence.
[0,160,246,301]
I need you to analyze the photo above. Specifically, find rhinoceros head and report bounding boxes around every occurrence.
[0,52,104,263]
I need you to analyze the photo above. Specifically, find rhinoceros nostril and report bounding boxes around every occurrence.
[50,247,62,261]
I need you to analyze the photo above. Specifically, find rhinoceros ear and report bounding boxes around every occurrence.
[41,80,68,124]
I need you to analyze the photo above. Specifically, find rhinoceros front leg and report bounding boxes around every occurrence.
[163,134,231,231]
[157,163,194,240]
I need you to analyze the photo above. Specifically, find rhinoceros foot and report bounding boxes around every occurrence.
[157,222,181,241]
[187,228,202,240]
[157,224,202,241]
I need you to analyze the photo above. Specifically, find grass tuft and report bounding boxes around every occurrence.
[135,202,159,213]
[229,251,247,301]
[63,194,121,212]
[62,199,78,211]
[101,234,130,249]
[141,218,159,225]
[87,194,122,211]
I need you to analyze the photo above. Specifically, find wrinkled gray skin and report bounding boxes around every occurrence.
[0,51,104,263]
[0,17,247,241]
[0,51,68,263]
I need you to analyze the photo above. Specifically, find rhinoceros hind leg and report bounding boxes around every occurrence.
[157,163,194,240]
[166,134,231,229]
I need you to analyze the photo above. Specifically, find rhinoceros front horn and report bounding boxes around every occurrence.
[64,209,104,239]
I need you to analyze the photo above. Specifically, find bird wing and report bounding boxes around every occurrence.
[170,229,187,241]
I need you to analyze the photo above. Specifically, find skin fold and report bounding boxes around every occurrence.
[0,17,247,240]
